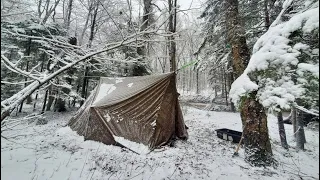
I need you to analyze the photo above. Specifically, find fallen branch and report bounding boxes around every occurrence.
[1,30,155,122]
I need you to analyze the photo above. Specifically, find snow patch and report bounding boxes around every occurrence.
[115,78,124,84]
[127,83,133,87]
[113,136,150,155]
[104,113,111,122]
[93,83,116,104]
[229,74,259,106]
[150,120,156,127]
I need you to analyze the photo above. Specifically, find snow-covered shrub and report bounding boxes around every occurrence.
[230,0,319,112]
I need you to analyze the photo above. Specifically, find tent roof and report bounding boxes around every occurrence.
[91,72,174,107]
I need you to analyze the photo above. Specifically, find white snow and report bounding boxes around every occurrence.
[113,136,150,155]
[127,83,133,87]
[229,74,259,108]
[297,63,319,78]
[229,2,319,110]
[104,113,111,122]
[115,78,124,84]
[1,105,319,180]
[93,83,116,104]
[150,120,156,127]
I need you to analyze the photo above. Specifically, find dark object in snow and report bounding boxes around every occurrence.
[215,128,242,143]
[36,117,48,125]
[283,110,319,126]
[283,119,292,124]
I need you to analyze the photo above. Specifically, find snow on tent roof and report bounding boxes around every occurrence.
[92,72,173,107]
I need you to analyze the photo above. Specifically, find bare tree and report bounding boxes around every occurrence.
[1,28,156,122]
[37,0,61,24]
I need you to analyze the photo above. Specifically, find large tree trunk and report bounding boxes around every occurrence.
[240,92,273,166]
[226,0,273,166]
[277,111,289,149]
[226,0,250,78]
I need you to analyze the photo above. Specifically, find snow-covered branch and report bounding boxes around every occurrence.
[229,1,319,111]
[1,55,42,82]
[1,29,156,122]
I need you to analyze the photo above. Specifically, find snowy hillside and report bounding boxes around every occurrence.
[1,105,319,180]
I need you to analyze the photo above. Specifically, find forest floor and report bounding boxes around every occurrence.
[1,103,319,180]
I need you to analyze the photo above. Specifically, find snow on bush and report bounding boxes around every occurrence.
[230,0,319,111]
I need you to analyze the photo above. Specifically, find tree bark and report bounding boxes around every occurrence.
[226,0,250,79]
[240,92,273,166]
[223,68,228,106]
[277,111,289,149]
[296,110,306,150]
[66,0,73,28]
[292,107,297,138]
[41,89,48,113]
[226,0,273,166]
[80,66,89,106]
[264,0,271,30]
[168,0,177,72]
[46,85,55,111]
[196,68,200,94]
[33,53,46,111]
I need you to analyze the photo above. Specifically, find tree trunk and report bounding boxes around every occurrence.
[41,89,48,113]
[226,0,250,79]
[80,4,98,105]
[168,0,177,72]
[296,110,306,150]
[19,38,32,112]
[46,85,55,111]
[66,0,73,28]
[25,60,32,104]
[134,0,152,76]
[264,0,271,30]
[240,92,273,166]
[196,68,200,94]
[80,66,89,106]
[292,107,297,138]
[223,68,228,106]
[33,53,46,111]
[228,73,235,112]
[277,111,289,149]
[226,0,273,166]
[214,79,218,97]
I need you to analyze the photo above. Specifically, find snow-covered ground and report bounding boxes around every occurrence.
[1,105,319,180]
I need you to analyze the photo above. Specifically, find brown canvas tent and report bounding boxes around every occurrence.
[68,72,188,150]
